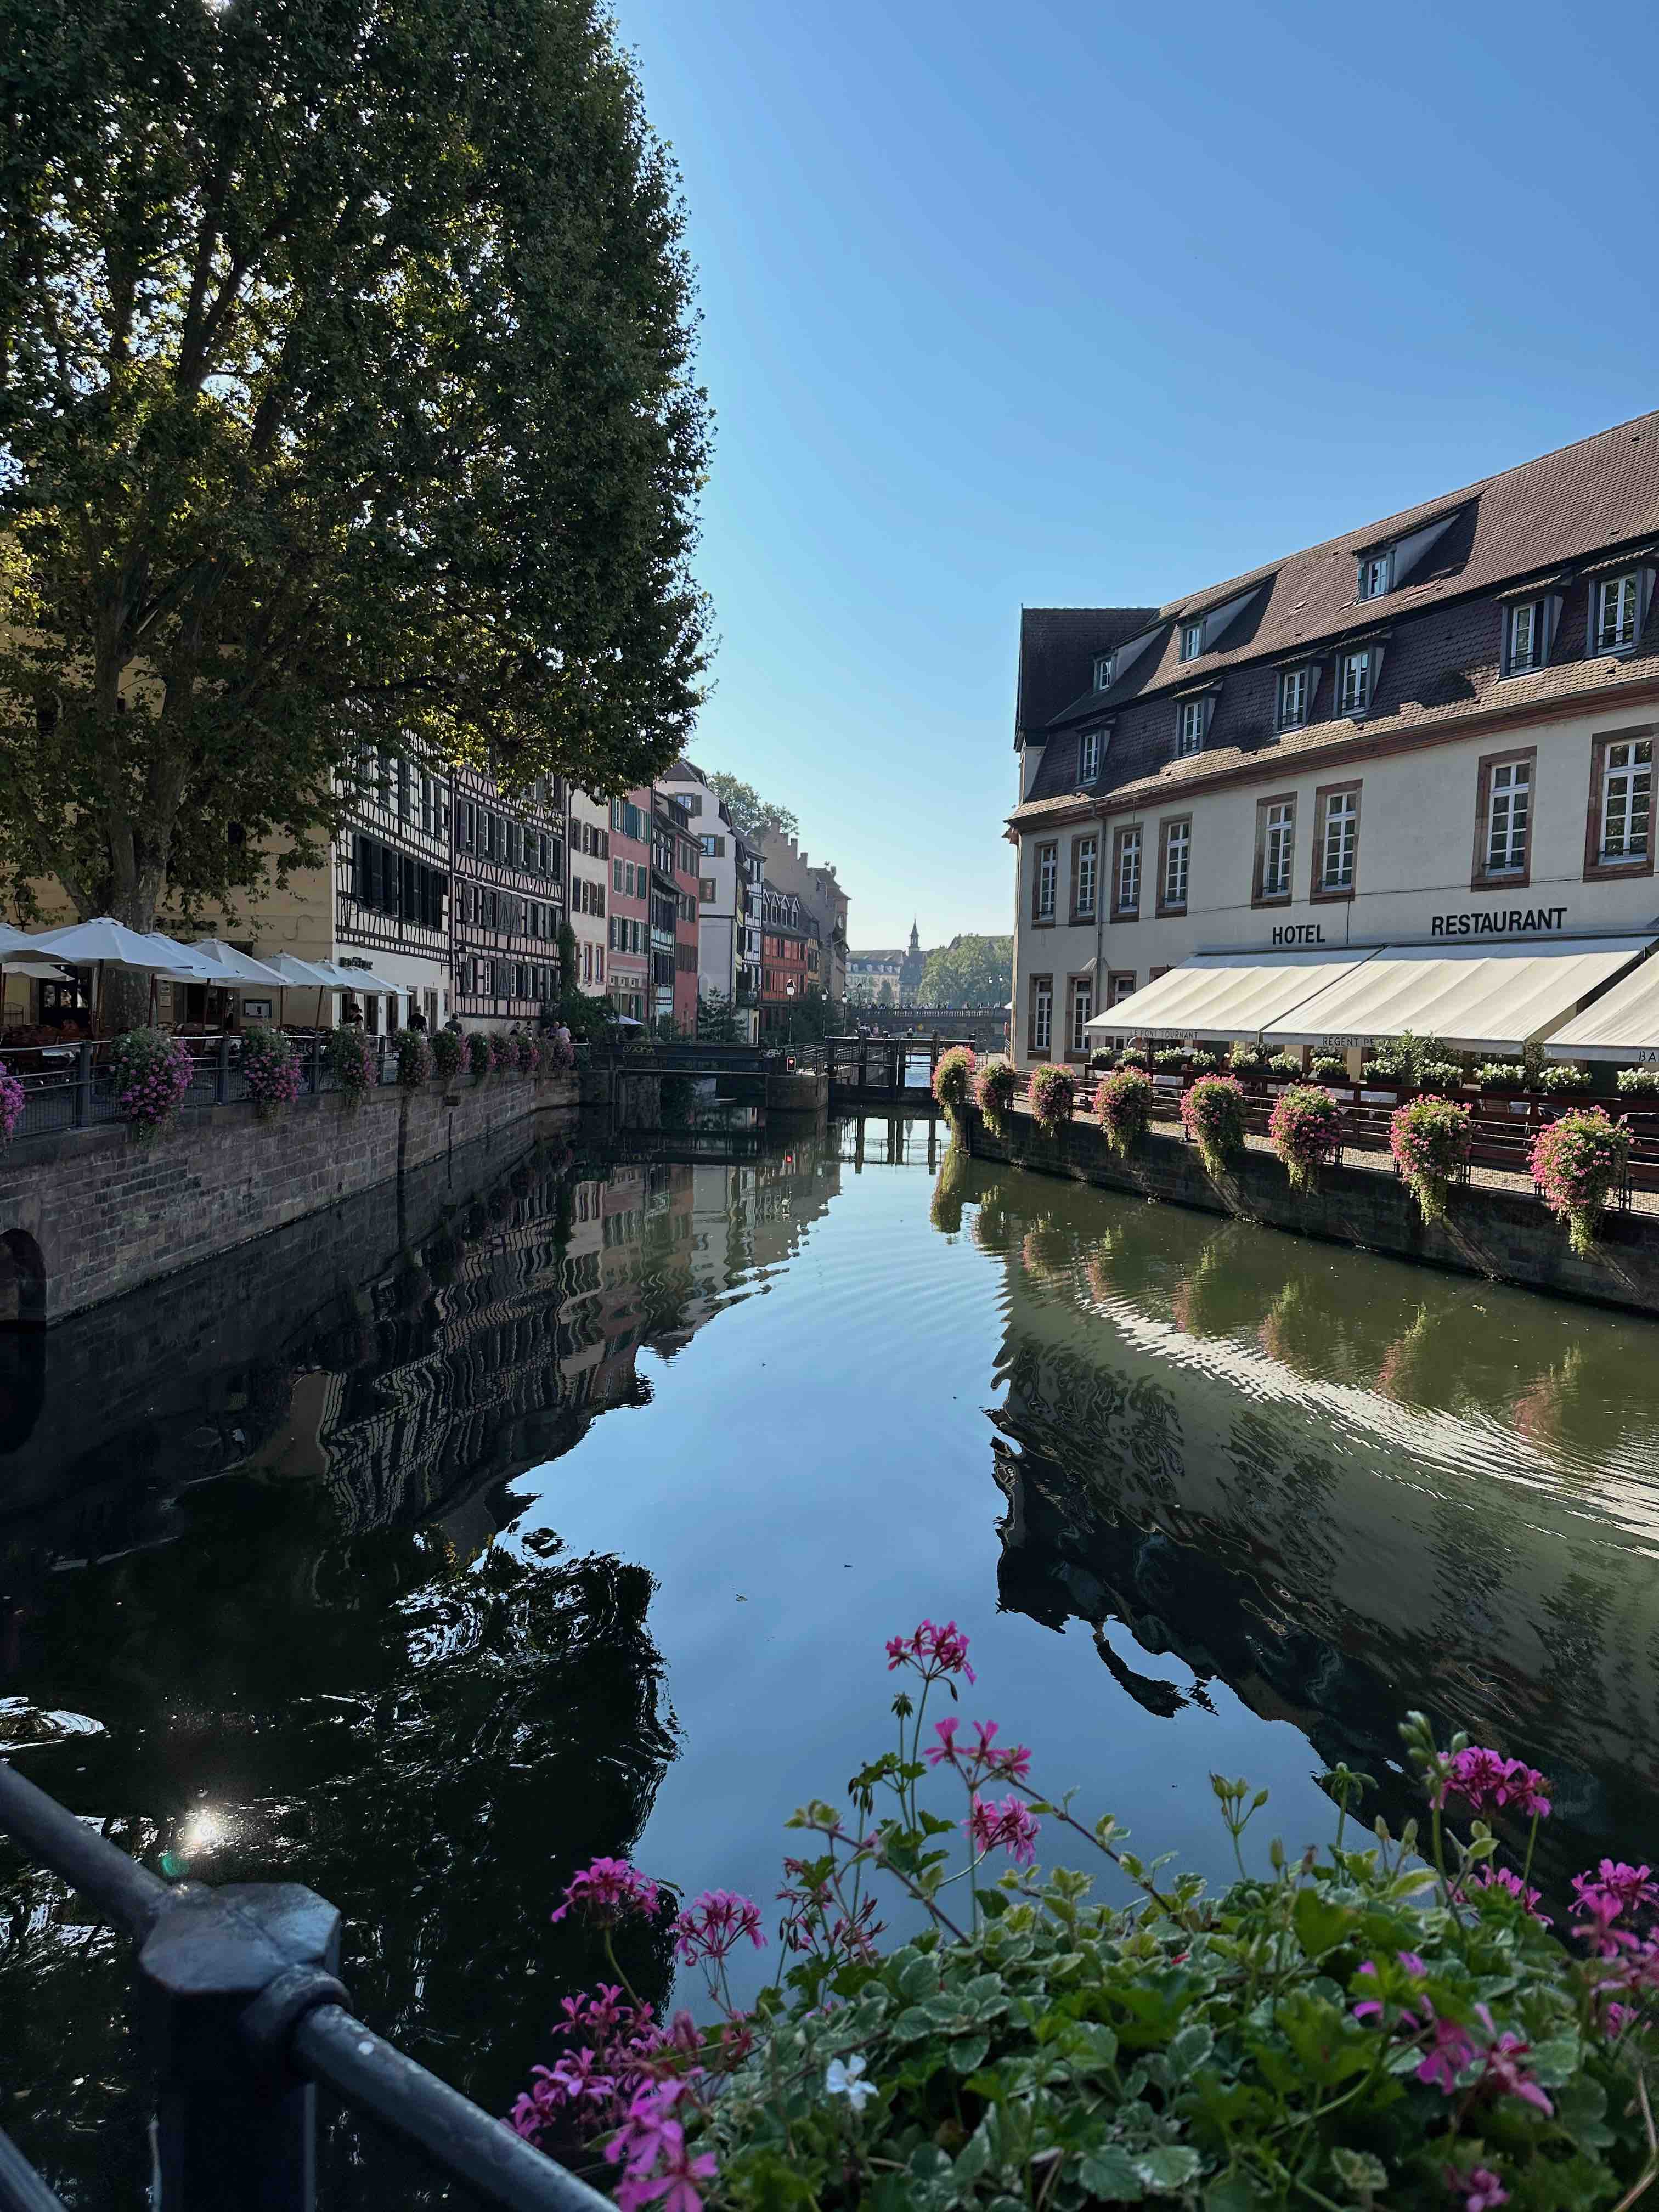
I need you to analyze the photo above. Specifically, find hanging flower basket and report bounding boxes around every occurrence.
[546,1025,575,1074]
[1267,1083,1343,1193]
[1094,1068,1153,1157]
[115,1026,195,1141]
[488,1031,514,1073]
[327,1025,375,1111]
[397,1030,433,1090]
[1027,1063,1076,1135]
[466,1032,493,1084]
[1390,1096,1471,1223]
[241,1024,302,1121]
[514,1031,540,1074]
[932,1045,977,1111]
[0,1059,25,1146]
[1180,1073,1248,1179]
[976,1057,1017,1131]
[1530,1108,1630,1259]
[430,1029,463,1081]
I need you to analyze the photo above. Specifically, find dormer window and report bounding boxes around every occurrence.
[1175,695,1213,757]
[1339,647,1374,716]
[1180,621,1203,662]
[1079,727,1103,785]
[1278,664,1313,732]
[1093,652,1115,691]
[1357,550,1392,601]
[1596,571,1641,653]
[1506,600,1540,674]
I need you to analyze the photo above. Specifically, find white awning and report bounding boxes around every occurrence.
[1085,947,1382,1042]
[1544,954,1659,1062]
[1262,936,1656,1055]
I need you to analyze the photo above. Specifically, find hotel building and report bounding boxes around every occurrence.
[1009,414,1659,1066]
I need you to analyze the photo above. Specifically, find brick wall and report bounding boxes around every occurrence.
[966,1107,1659,1317]
[2,1071,577,1324]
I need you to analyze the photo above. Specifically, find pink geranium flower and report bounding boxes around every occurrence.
[549,1855,663,1927]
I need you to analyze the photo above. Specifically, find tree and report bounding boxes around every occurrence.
[917,935,1014,1012]
[697,989,738,1042]
[0,0,713,1014]
[706,774,799,846]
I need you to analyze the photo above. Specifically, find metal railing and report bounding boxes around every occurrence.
[1,1031,415,1144]
[825,1036,974,1096]
[0,1758,609,2211]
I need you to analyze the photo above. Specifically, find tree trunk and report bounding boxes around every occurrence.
[100,964,154,1040]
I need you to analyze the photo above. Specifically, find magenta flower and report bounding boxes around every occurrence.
[967,1792,1041,1866]
[1579,1859,1659,1912]
[1417,2016,1480,2095]
[1447,2166,1508,2212]
[924,1717,961,1767]
[1439,1746,1551,1821]
[549,1856,664,1927]
[670,1891,766,1967]
[1483,2032,1553,2116]
[1470,1864,1551,1925]
[885,1617,975,1684]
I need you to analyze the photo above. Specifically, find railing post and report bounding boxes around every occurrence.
[216,1034,232,1108]
[138,1882,346,2211]
[73,1042,93,1128]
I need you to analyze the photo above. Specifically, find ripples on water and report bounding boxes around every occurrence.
[4,1113,1659,2203]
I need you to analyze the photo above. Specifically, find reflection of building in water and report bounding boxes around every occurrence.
[967,1161,1659,1886]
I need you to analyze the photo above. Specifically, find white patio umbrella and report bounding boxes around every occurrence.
[188,941,292,990]
[0,923,70,983]
[28,915,202,1029]
[269,952,341,1029]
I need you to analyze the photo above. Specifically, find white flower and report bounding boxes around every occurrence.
[825,2055,876,2112]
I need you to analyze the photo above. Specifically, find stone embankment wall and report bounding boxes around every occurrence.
[965,1106,1659,1318]
[3,1073,577,1324]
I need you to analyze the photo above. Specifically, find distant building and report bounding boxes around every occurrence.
[757,883,821,1034]
[848,921,927,1006]
[565,789,612,999]
[650,786,701,1034]
[751,827,848,1004]
[450,769,567,1030]
[657,759,757,1023]
[604,788,653,1024]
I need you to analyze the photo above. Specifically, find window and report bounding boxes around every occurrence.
[1159,818,1191,912]
[1073,834,1098,919]
[699,876,716,903]
[1600,737,1652,864]
[613,856,623,893]
[1176,697,1207,756]
[1339,648,1372,716]
[1107,970,1136,1006]
[1113,826,1142,916]
[1029,975,1053,1057]
[1505,600,1541,676]
[1034,841,1058,922]
[1094,651,1115,690]
[1180,620,1203,662]
[1357,550,1392,601]
[1069,976,1093,1056]
[1080,727,1102,784]
[1597,572,1641,653]
[1483,759,1531,878]
[1315,785,1360,894]
[1256,797,1295,902]
[1278,665,1311,731]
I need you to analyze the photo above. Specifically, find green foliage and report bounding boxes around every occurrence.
[932,1046,978,1112]
[1180,1075,1249,1180]
[325,1024,374,1110]
[917,935,1015,1013]
[706,776,799,847]
[1475,1063,1527,1090]
[1266,1052,1303,1078]
[430,1028,462,1080]
[1028,1063,1076,1135]
[1229,1043,1268,1075]
[1535,1064,1593,1096]
[559,991,620,1041]
[1390,1097,1472,1223]
[698,991,741,1043]
[1153,1048,1188,1071]
[1616,1066,1659,1096]
[1309,1055,1347,1081]
[397,1029,433,1090]
[0,0,711,932]
[1367,1034,1453,1084]
[1095,1067,1154,1157]
[976,1057,1018,1132]
[1416,1063,1468,1098]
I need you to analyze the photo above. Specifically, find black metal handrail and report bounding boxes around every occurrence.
[0,1759,611,2212]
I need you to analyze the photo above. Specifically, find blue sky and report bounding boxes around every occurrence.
[622,0,1659,951]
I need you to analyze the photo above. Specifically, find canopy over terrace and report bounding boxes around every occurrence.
[1085,947,1381,1043]
[1262,937,1656,1056]
[1543,956,1659,1063]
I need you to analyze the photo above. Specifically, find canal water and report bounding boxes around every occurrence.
[4,1115,1659,2203]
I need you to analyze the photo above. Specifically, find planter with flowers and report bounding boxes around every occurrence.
[546,1025,576,1075]
[515,1031,541,1076]
[1531,1107,1631,1259]
[932,1045,977,1113]
[1093,1066,1153,1158]
[114,1027,195,1141]
[1268,1082,1344,1193]
[1026,1063,1075,1136]
[0,1059,25,1147]
[465,1032,493,1085]
[430,1028,463,1083]
[975,1057,1017,1133]
[1180,1071,1248,1179]
[397,1029,433,1091]
[489,1031,514,1074]
[241,1024,302,1121]
[1390,1095,1473,1224]
[326,1024,375,1112]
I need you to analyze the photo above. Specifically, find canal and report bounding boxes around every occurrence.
[4,1114,1659,2203]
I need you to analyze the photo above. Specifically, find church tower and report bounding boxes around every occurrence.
[900,918,926,1002]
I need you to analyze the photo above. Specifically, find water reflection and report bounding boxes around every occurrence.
[961,1147,1659,1884]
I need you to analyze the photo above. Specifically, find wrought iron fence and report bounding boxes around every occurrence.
[0,1758,609,2212]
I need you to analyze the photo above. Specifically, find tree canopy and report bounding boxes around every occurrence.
[0,0,713,929]
[704,773,798,847]
[917,934,1013,1011]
